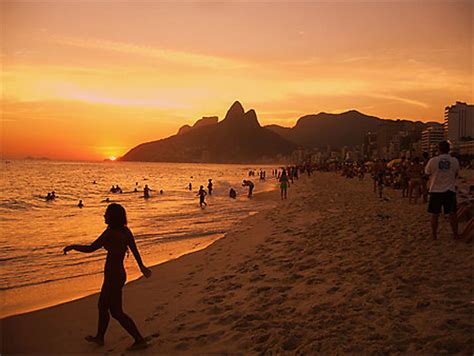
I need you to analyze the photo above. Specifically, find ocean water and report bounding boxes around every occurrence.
[0,160,278,317]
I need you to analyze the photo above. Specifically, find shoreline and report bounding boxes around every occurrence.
[0,184,277,319]
[2,172,472,354]
[0,234,223,319]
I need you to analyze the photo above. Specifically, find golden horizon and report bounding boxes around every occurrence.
[1,1,472,160]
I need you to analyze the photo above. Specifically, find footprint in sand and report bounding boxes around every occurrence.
[190,322,210,331]
[282,335,301,351]
[175,341,190,350]
[144,333,160,342]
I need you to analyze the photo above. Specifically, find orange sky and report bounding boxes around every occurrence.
[1,0,472,160]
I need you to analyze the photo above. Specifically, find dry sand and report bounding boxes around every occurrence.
[2,172,473,354]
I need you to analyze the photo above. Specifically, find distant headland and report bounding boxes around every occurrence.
[24,156,51,161]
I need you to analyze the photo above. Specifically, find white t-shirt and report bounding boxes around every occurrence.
[424,154,460,193]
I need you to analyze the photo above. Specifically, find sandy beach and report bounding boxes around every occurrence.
[2,172,472,354]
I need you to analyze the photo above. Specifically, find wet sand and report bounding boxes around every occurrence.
[2,172,473,354]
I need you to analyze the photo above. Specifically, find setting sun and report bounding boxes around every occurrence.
[109,156,116,161]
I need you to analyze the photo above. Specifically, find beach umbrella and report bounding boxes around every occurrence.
[387,158,402,168]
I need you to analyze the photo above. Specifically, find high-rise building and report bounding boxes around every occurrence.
[376,124,399,159]
[444,102,474,142]
[362,132,377,160]
[458,141,474,156]
[421,125,444,156]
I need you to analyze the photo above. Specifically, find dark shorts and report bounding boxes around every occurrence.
[428,191,457,214]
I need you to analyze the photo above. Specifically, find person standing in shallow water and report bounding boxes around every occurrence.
[207,179,213,196]
[197,185,207,208]
[63,203,151,350]
[242,180,254,198]
[143,184,151,199]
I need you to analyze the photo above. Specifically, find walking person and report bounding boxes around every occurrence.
[425,141,460,240]
[197,185,207,208]
[63,204,151,350]
[279,168,289,199]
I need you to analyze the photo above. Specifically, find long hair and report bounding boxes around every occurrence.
[105,203,127,228]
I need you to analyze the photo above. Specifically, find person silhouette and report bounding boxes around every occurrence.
[143,185,151,199]
[279,169,289,200]
[63,204,151,350]
[242,180,254,198]
[197,185,207,208]
[207,179,213,195]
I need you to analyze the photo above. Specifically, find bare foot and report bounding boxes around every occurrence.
[126,339,149,351]
[85,335,104,346]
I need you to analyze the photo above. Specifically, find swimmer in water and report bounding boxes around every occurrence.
[188,183,192,191]
[63,204,151,350]
[78,200,84,208]
[143,185,151,199]
[229,188,237,199]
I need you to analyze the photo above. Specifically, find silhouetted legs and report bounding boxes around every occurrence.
[94,279,144,343]
[430,213,458,240]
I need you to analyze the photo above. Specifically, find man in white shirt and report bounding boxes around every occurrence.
[424,141,460,240]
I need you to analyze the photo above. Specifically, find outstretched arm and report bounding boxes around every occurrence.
[63,230,106,254]
[127,230,152,278]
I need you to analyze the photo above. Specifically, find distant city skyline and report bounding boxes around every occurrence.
[1,1,472,160]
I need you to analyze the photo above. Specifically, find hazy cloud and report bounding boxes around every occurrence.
[51,35,250,70]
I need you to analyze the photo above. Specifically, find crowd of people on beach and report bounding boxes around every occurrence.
[323,141,473,242]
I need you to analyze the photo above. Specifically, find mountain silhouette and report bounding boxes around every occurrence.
[266,110,427,149]
[121,102,296,163]
[177,116,218,135]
